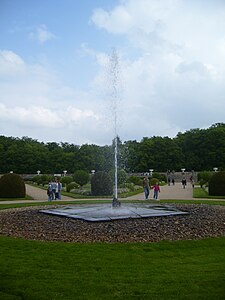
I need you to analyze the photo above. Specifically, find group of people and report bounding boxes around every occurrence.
[143,176,160,200]
[143,174,195,199]
[167,177,175,185]
[47,178,62,201]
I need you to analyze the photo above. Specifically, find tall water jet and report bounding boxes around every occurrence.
[108,49,121,207]
[40,51,189,221]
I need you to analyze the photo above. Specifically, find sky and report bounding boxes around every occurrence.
[1,0,225,146]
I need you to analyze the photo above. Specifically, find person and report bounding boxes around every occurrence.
[153,182,160,200]
[51,179,57,200]
[168,177,171,186]
[182,178,187,189]
[143,176,150,200]
[55,178,62,200]
[47,181,53,201]
[172,178,175,185]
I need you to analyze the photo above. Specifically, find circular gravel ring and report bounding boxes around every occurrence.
[0,204,225,243]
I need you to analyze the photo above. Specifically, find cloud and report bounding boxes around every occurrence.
[0,50,25,75]
[1,1,225,145]
[29,24,56,44]
[0,50,111,144]
[90,0,225,139]
[0,103,63,128]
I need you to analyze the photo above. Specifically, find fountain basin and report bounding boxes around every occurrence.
[40,203,188,222]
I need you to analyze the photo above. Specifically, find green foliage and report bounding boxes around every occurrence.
[127,175,142,186]
[150,177,160,186]
[91,171,113,196]
[66,182,80,192]
[153,172,167,182]
[61,176,73,187]
[198,171,213,183]
[1,123,225,173]
[73,170,90,187]
[32,174,51,186]
[0,173,25,198]
[208,171,225,196]
[109,169,128,185]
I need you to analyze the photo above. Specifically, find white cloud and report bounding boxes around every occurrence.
[0,50,25,75]
[0,104,63,127]
[0,49,111,144]
[90,0,225,139]
[1,1,225,145]
[29,24,56,44]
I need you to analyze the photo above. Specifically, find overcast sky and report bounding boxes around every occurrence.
[1,0,225,145]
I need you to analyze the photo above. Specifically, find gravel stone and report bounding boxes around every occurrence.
[0,204,225,243]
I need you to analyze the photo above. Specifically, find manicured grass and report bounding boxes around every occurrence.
[193,187,225,199]
[0,195,33,201]
[0,200,112,210]
[0,236,224,299]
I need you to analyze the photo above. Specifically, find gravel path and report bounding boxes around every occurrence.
[0,204,224,243]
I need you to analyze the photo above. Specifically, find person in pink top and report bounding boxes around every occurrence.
[153,182,160,200]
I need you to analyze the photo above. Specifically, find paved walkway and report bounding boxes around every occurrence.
[0,182,197,205]
[1,182,223,205]
[128,182,195,200]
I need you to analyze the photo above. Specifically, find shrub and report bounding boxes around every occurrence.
[73,170,90,188]
[91,171,113,196]
[199,179,206,188]
[61,176,73,187]
[208,171,225,196]
[127,175,142,186]
[0,173,26,198]
[153,172,167,182]
[109,169,128,185]
[66,182,80,192]
[149,177,160,186]
[32,174,51,186]
[198,171,213,184]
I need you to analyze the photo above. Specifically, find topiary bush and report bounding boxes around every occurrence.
[0,173,26,198]
[208,171,225,196]
[127,175,142,186]
[61,176,73,187]
[149,177,160,186]
[198,171,213,185]
[109,169,128,185]
[73,170,90,188]
[91,171,113,196]
[66,182,79,192]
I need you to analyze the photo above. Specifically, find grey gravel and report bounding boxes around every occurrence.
[0,204,225,243]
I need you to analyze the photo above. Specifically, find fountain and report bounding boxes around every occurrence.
[40,49,188,221]
[108,49,121,207]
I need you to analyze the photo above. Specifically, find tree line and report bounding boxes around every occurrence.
[0,123,225,174]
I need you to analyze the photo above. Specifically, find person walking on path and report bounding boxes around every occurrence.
[143,176,150,200]
[51,179,57,200]
[55,178,62,200]
[47,181,53,202]
[182,178,187,189]
[153,182,160,200]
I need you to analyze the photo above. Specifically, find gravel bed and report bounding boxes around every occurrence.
[0,204,225,243]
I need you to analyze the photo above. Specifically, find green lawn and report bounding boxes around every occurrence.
[0,200,225,299]
[0,236,225,299]
[193,187,225,199]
